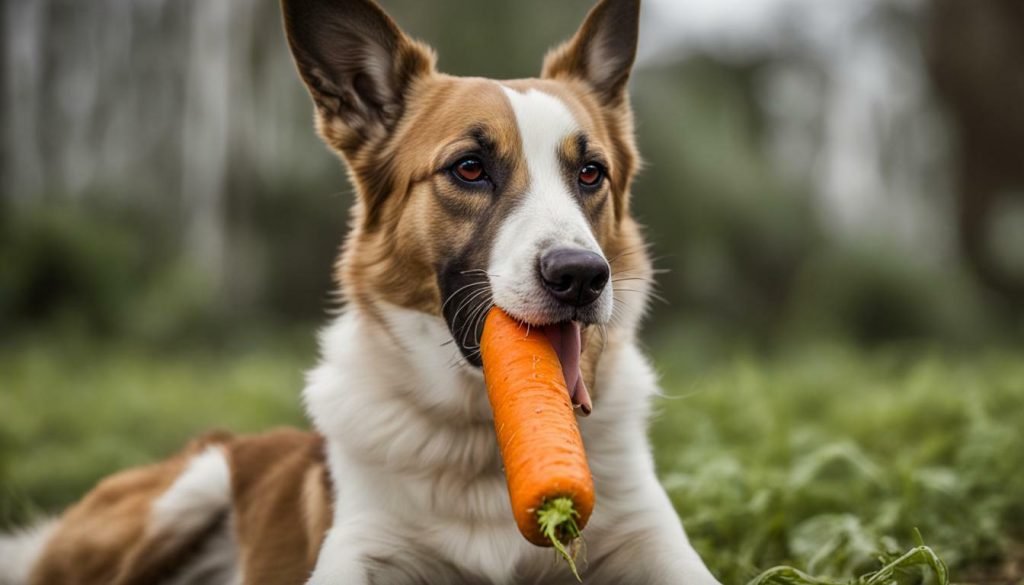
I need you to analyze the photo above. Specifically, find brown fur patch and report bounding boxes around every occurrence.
[29,431,232,585]
[28,429,331,585]
[228,428,331,585]
[337,77,525,316]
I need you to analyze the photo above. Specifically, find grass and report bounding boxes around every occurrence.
[747,539,948,585]
[1,335,1022,584]
[649,342,1024,584]
[0,334,308,522]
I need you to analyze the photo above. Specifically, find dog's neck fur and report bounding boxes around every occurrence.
[306,302,505,517]
[303,303,527,582]
[303,300,660,583]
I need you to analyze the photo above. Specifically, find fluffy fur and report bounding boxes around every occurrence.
[2,0,721,583]
[304,305,719,583]
[0,520,57,585]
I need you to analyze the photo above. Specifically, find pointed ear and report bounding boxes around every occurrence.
[281,0,435,148]
[542,0,641,105]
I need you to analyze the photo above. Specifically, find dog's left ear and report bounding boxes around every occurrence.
[281,0,435,149]
[542,0,641,106]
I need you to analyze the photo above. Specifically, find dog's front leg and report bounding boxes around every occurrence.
[588,479,721,585]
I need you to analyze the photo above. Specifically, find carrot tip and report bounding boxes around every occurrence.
[537,497,584,582]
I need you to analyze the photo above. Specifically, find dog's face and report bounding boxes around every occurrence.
[283,0,651,368]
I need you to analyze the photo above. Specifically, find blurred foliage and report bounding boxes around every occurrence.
[630,59,819,343]
[1,59,1014,351]
[749,541,949,585]
[629,60,1011,350]
[0,338,309,525]
[2,0,1020,349]
[0,205,148,336]
[650,344,1024,584]
[2,340,1021,583]
[0,194,342,347]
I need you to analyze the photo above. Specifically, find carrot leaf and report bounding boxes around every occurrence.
[538,496,583,581]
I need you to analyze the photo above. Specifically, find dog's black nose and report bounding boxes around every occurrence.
[539,248,610,307]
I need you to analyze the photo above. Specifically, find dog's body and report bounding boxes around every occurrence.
[2,1,720,583]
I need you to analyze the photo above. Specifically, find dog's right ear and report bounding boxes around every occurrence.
[281,0,435,150]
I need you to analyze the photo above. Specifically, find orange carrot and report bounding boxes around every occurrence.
[481,307,595,578]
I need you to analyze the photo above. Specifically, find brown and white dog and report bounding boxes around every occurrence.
[0,0,721,583]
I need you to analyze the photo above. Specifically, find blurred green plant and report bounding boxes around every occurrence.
[651,344,1024,584]
[631,60,1016,351]
[750,538,949,585]
[0,199,340,348]
[2,338,1021,583]
[0,206,147,335]
[0,338,309,525]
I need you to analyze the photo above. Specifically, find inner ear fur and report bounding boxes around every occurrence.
[542,0,641,106]
[281,0,435,150]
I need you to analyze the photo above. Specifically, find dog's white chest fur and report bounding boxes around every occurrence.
[302,304,697,584]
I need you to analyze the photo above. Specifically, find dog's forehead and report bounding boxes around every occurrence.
[499,85,579,154]
[403,76,597,162]
[501,78,606,142]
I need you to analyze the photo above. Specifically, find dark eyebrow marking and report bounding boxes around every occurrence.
[437,125,503,173]
[576,133,589,160]
[569,131,609,172]
[470,126,498,158]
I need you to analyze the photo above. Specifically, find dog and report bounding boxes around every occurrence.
[1,0,721,583]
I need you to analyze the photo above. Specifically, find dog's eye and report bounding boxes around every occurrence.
[452,157,487,184]
[579,163,605,188]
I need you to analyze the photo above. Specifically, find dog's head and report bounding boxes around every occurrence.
[283,0,652,369]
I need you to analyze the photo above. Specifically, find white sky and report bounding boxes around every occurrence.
[638,0,923,64]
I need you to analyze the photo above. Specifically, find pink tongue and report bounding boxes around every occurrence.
[541,322,592,416]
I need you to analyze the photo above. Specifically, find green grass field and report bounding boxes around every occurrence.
[2,337,1021,584]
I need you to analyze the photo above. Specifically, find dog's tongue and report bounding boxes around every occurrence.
[541,322,592,416]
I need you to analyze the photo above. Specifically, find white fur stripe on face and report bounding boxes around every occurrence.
[488,87,611,324]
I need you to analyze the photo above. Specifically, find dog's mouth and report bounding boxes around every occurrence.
[540,320,593,416]
[438,270,598,414]
[441,293,595,414]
